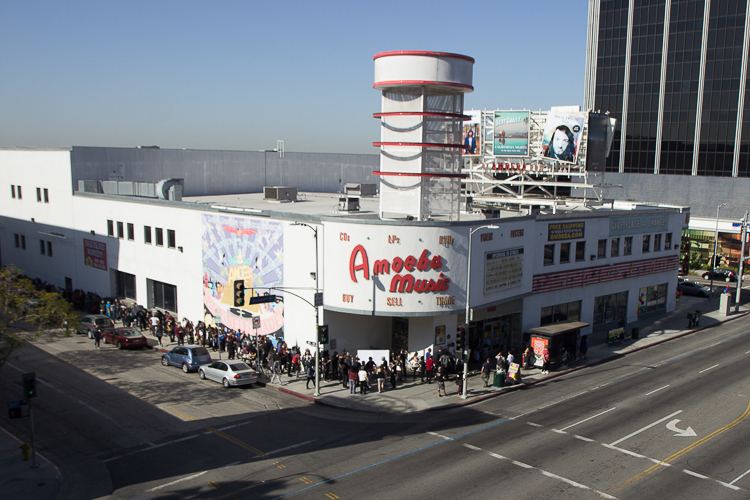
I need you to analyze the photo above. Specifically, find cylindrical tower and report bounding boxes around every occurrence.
[373,51,474,220]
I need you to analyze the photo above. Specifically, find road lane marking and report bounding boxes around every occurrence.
[608,399,750,495]
[526,422,542,427]
[683,469,708,480]
[699,364,719,374]
[666,419,696,437]
[551,429,567,434]
[560,407,616,431]
[730,467,750,485]
[645,385,670,396]
[167,406,197,421]
[574,435,594,442]
[325,493,339,499]
[207,426,267,458]
[609,410,683,446]
[427,431,451,440]
[146,471,208,492]
[602,444,670,466]
[462,444,481,451]
[207,481,219,489]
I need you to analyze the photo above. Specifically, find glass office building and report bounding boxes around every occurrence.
[584,0,750,178]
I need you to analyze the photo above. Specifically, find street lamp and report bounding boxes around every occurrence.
[462,224,499,399]
[710,203,726,295]
[292,222,321,396]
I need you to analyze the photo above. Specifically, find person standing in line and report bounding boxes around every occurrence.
[580,335,588,360]
[305,359,316,390]
[419,356,426,383]
[358,366,368,394]
[376,363,386,393]
[436,366,448,397]
[92,325,102,349]
[389,359,398,390]
[425,356,435,384]
[481,357,492,387]
[348,365,358,394]
[542,346,550,374]
[455,370,463,396]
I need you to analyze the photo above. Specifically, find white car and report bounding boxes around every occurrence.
[199,361,257,388]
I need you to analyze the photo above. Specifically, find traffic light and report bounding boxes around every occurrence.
[456,327,466,351]
[233,280,245,307]
[317,325,329,344]
[22,372,36,399]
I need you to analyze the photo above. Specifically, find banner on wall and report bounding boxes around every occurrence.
[83,239,107,271]
[201,214,284,336]
[493,111,530,157]
[542,113,585,164]
[463,110,481,155]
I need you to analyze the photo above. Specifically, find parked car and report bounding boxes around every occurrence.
[161,345,213,373]
[79,314,115,338]
[199,361,257,388]
[702,269,737,282]
[679,280,711,297]
[101,327,148,349]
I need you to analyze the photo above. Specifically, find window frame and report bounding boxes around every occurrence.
[575,241,586,262]
[597,239,607,259]
[560,242,571,263]
[167,229,176,249]
[624,236,633,256]
[107,220,114,237]
[144,226,152,244]
[642,234,651,253]
[544,244,555,265]
[155,228,164,247]
[611,237,620,257]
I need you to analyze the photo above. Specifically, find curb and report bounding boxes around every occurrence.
[0,424,63,500]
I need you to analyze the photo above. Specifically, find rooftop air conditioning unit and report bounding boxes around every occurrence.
[264,186,297,202]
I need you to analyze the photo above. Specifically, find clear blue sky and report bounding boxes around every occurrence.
[1,1,589,154]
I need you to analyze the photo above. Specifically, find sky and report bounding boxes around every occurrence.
[1,1,590,155]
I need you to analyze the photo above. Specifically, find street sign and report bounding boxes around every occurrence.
[7,399,28,409]
[314,292,323,307]
[252,316,261,328]
[306,340,318,346]
[249,294,276,305]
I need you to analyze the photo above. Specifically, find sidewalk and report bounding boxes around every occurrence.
[277,294,749,413]
[0,425,61,500]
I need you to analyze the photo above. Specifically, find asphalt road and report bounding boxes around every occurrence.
[3,314,750,499]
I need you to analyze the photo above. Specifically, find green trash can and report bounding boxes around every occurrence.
[493,371,505,387]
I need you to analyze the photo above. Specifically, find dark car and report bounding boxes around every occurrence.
[101,327,149,349]
[161,345,213,373]
[702,269,737,282]
[79,314,115,338]
[679,280,711,297]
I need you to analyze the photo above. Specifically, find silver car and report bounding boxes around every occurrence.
[199,361,257,388]
[79,314,115,338]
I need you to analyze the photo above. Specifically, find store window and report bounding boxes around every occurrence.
[544,244,555,265]
[624,236,632,256]
[575,241,586,261]
[540,300,581,326]
[593,291,628,326]
[115,270,136,300]
[638,284,667,315]
[598,239,607,258]
[560,242,571,263]
[147,278,177,312]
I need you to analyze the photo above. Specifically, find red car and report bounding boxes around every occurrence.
[101,327,149,349]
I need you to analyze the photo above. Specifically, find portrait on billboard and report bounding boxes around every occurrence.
[462,110,481,155]
[493,111,530,157]
[542,113,585,163]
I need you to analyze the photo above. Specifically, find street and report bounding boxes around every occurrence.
[2,311,750,499]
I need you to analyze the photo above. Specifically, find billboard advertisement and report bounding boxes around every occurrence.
[462,109,481,155]
[201,214,284,336]
[493,111,530,157]
[542,113,585,164]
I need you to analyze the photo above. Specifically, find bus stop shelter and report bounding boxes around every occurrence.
[529,321,589,371]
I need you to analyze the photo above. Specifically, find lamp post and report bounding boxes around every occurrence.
[710,203,726,295]
[462,224,499,399]
[292,222,321,396]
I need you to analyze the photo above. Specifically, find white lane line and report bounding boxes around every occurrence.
[104,435,201,462]
[552,429,567,434]
[683,469,709,480]
[729,467,750,485]
[427,431,451,440]
[513,460,533,469]
[602,444,670,466]
[645,385,670,396]
[146,470,208,492]
[463,443,481,451]
[745,350,750,354]
[699,364,719,374]
[609,410,683,446]
[717,480,742,491]
[526,422,542,427]
[560,407,617,431]
[574,435,594,442]
[258,440,315,458]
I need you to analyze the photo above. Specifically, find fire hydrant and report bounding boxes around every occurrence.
[20,443,31,461]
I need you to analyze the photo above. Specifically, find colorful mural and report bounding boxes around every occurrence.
[202,214,284,336]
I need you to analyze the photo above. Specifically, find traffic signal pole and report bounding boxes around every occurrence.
[22,372,37,468]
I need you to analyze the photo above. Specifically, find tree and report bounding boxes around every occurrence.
[0,265,78,369]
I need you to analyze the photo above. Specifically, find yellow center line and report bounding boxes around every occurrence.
[608,399,750,494]
[166,408,267,458]
[167,406,196,421]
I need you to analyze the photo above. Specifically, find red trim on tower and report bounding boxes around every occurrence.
[373,112,472,120]
[373,142,465,149]
[373,171,468,179]
[373,80,473,91]
[373,51,475,63]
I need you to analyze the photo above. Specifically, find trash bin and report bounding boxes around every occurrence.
[493,371,505,387]
[631,327,639,340]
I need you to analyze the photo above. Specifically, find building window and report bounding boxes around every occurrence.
[36,187,42,202]
[654,233,662,252]
[40,240,46,255]
[638,284,667,314]
[598,239,607,258]
[560,242,571,263]
[167,229,176,249]
[43,188,49,203]
[575,241,586,261]
[665,233,673,250]
[107,220,114,237]
[14,234,22,248]
[127,223,134,241]
[144,226,152,244]
[11,185,15,198]
[593,291,628,326]
[117,221,124,239]
[47,241,52,257]
[540,300,581,326]
[624,237,632,256]
[611,237,620,257]
[17,186,22,199]
[148,279,177,312]
[115,270,136,299]
[155,228,164,246]
[20,235,25,249]
[642,235,651,253]
[544,244,555,265]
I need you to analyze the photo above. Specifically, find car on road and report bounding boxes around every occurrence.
[101,327,149,349]
[79,314,115,338]
[199,361,257,388]
[161,345,213,373]
[679,280,711,297]
[702,268,737,282]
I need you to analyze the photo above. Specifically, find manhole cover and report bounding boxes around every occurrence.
[686,456,734,475]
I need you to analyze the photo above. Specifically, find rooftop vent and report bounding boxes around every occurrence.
[264,186,297,202]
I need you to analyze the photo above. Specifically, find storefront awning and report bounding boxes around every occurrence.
[529,321,590,336]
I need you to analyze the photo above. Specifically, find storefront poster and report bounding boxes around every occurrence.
[201,214,284,336]
[83,238,107,271]
[435,325,446,346]
[531,336,549,367]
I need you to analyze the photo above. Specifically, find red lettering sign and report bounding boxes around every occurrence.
[348,246,449,294]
